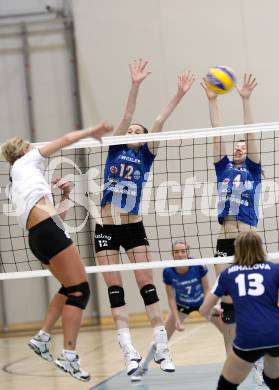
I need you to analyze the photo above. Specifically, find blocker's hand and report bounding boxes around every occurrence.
[129,58,151,85]
[236,73,257,99]
[201,78,218,100]
[177,71,195,97]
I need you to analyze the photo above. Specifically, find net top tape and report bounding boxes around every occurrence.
[1,253,279,280]
[34,122,279,150]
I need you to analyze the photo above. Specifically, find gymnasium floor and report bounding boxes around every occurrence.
[0,321,265,390]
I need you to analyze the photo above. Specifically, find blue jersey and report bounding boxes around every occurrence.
[101,144,155,214]
[212,261,279,350]
[163,265,208,308]
[214,155,261,227]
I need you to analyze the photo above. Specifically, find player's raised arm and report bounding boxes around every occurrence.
[149,71,195,155]
[236,73,260,163]
[39,121,113,158]
[113,59,151,136]
[201,78,226,163]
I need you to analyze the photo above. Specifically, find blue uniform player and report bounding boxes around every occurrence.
[200,232,279,390]
[201,74,261,358]
[164,263,207,312]
[215,155,261,228]
[101,142,155,215]
[94,60,195,376]
[131,241,224,382]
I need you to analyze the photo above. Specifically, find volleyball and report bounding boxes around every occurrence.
[206,65,236,94]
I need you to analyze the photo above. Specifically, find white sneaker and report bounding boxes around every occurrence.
[122,344,142,376]
[28,334,53,362]
[254,358,264,386]
[130,365,148,382]
[154,345,175,372]
[54,353,91,382]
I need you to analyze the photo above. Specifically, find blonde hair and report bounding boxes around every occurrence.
[234,231,266,266]
[1,137,30,165]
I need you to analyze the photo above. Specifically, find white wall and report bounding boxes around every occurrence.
[0,0,74,143]
[73,0,279,131]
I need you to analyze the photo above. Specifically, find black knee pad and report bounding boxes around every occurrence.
[217,375,238,390]
[221,302,235,324]
[140,284,159,306]
[65,281,90,310]
[58,285,68,296]
[108,285,125,308]
[263,372,279,390]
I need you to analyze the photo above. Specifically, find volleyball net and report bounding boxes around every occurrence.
[1,122,279,280]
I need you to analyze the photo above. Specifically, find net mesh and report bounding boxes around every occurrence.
[1,123,279,278]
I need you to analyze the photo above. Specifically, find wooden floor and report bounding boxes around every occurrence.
[0,320,231,390]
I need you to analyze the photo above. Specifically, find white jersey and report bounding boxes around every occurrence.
[9,148,53,229]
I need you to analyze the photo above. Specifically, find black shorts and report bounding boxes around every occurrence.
[28,216,73,265]
[233,345,279,363]
[214,238,235,258]
[94,221,149,253]
[177,304,200,315]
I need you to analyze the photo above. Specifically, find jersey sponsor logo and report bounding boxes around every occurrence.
[223,178,230,184]
[219,194,249,207]
[226,162,248,173]
[110,166,118,174]
[245,180,253,190]
[179,294,204,304]
[108,185,137,197]
[120,155,141,164]
[133,170,141,180]
[215,249,228,257]
[95,233,112,241]
[108,178,118,184]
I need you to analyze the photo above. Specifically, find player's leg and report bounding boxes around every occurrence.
[165,309,188,338]
[263,352,279,389]
[48,244,91,382]
[217,348,254,389]
[127,245,175,373]
[42,290,67,332]
[214,238,236,354]
[96,248,141,375]
[28,219,90,381]
[29,290,67,362]
[131,308,187,381]
[143,310,187,368]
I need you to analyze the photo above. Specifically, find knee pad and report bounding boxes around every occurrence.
[217,375,238,390]
[58,285,68,296]
[65,282,90,310]
[221,302,235,324]
[140,284,159,306]
[263,372,279,390]
[108,285,125,308]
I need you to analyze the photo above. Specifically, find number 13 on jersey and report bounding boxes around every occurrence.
[235,273,265,297]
